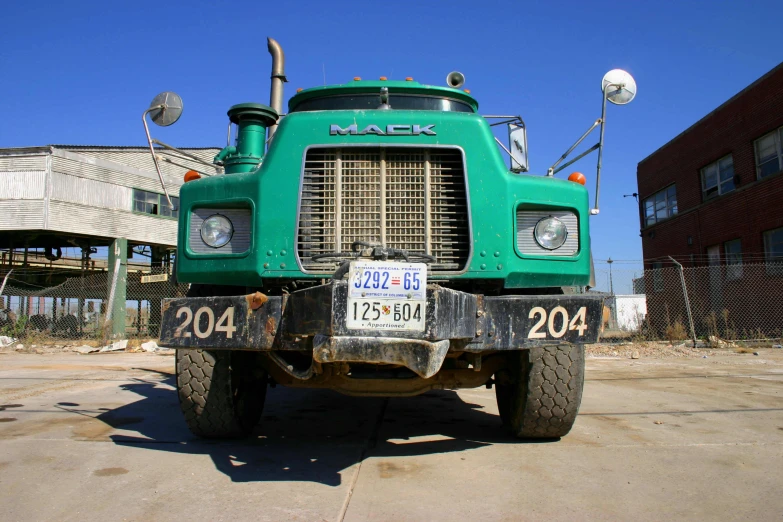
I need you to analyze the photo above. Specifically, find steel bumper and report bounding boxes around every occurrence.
[160,282,604,356]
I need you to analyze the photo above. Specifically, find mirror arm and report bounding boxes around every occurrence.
[552,143,600,175]
[156,155,218,177]
[150,139,220,168]
[547,118,601,176]
[591,84,612,215]
[493,136,526,170]
[142,106,174,208]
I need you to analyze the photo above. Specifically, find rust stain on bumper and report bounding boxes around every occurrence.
[246,291,269,310]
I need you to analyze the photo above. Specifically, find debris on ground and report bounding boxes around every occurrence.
[140,341,161,352]
[587,341,750,359]
[72,345,100,354]
[708,335,735,348]
[0,336,16,348]
[99,340,128,353]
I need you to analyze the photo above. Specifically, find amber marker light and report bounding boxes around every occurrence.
[405,77,414,81]
[184,170,201,182]
[296,88,303,92]
[353,77,362,81]
[379,76,387,81]
[568,172,587,185]
[463,89,471,94]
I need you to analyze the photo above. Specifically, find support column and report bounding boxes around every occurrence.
[148,246,165,337]
[107,238,128,340]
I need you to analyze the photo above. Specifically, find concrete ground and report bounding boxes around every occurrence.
[0,350,781,522]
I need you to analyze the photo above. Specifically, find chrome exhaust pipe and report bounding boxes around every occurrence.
[267,37,287,139]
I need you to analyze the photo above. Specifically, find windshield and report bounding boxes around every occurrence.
[291,94,474,113]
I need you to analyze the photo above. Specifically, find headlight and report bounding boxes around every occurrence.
[534,216,568,250]
[200,214,233,248]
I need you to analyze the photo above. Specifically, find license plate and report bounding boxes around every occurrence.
[346,261,427,331]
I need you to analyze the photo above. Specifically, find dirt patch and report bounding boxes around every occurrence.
[0,404,24,411]
[587,341,752,359]
[0,418,17,423]
[93,467,129,477]
[0,414,114,441]
[378,461,421,479]
[21,365,128,372]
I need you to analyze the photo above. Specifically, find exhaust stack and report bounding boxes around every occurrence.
[267,37,287,139]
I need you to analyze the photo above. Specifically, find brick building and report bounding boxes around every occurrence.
[636,62,783,338]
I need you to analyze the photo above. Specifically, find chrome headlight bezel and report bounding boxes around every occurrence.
[533,216,568,250]
[200,214,234,248]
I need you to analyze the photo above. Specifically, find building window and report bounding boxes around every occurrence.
[651,261,664,292]
[754,126,783,179]
[764,227,783,275]
[701,155,735,200]
[643,185,678,227]
[133,189,179,219]
[724,238,742,280]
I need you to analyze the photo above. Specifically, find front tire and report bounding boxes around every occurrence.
[495,344,584,439]
[177,349,267,439]
[176,284,267,439]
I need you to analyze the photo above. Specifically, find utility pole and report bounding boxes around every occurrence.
[607,258,614,295]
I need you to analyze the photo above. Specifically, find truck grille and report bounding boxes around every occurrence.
[298,147,470,272]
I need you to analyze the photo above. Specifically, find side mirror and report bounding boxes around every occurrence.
[147,92,183,127]
[508,123,528,173]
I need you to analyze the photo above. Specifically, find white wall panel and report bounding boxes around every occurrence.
[0,155,47,171]
[51,172,131,210]
[0,201,45,229]
[47,201,177,246]
[0,172,46,199]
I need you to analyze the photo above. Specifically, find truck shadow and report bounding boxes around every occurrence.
[100,374,549,486]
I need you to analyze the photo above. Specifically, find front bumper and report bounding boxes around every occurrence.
[160,282,603,377]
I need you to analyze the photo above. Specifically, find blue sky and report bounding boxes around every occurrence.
[1,0,781,276]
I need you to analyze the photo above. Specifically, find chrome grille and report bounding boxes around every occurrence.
[298,147,470,272]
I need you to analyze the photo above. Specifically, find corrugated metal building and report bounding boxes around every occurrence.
[0,145,220,249]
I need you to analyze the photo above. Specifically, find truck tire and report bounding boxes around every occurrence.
[495,344,584,439]
[176,284,267,439]
[176,349,267,438]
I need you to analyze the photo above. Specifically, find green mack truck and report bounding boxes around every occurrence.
[144,38,636,440]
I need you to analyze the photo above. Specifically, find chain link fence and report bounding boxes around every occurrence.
[0,266,187,347]
[3,261,782,346]
[593,261,783,342]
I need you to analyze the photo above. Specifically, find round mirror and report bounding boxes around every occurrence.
[601,69,636,105]
[148,92,183,126]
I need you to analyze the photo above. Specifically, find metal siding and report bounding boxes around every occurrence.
[0,172,46,199]
[189,208,251,253]
[0,155,47,171]
[516,210,579,256]
[51,171,131,210]
[51,155,182,196]
[0,200,45,229]
[47,201,177,246]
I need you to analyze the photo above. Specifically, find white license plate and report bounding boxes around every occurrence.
[346,261,427,331]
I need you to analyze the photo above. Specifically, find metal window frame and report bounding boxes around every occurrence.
[293,144,473,276]
[131,187,179,220]
[700,154,735,200]
[651,261,664,292]
[642,183,677,227]
[723,238,743,281]
[763,227,783,275]
[753,126,783,180]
